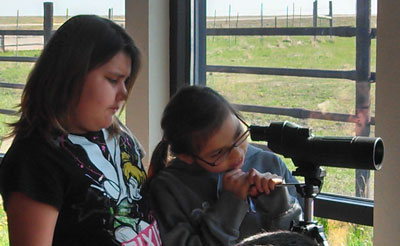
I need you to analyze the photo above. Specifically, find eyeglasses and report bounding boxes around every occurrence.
[192,115,250,167]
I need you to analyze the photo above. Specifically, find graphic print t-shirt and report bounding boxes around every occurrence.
[0,129,161,246]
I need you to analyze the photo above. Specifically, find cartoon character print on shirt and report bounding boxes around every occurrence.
[66,129,151,244]
[113,150,150,243]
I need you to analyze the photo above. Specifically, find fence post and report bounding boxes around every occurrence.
[286,6,289,28]
[313,0,317,41]
[292,3,295,27]
[16,10,20,56]
[355,0,372,198]
[0,35,4,52]
[43,2,53,46]
[228,4,231,47]
[329,1,333,40]
[260,3,263,44]
[108,8,113,20]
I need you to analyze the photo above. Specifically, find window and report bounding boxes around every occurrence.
[186,0,378,244]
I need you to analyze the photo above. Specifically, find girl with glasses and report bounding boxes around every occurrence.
[147,86,303,246]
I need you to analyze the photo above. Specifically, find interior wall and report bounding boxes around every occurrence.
[374,0,400,244]
[124,0,170,168]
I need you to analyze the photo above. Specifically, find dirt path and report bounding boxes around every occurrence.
[1,35,44,51]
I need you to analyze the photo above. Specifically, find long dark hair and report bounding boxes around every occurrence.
[148,86,239,178]
[10,15,140,140]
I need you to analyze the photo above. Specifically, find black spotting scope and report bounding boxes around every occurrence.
[250,121,384,170]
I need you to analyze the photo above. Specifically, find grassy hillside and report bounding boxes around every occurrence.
[205,16,376,246]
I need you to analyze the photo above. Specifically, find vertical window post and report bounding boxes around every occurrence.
[193,0,206,86]
[43,2,53,46]
[355,0,372,198]
[170,0,191,95]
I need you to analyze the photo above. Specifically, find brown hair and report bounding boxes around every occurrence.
[10,15,140,140]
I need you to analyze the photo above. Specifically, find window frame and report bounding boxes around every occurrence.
[175,0,376,226]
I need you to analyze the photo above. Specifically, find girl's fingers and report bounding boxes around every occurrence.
[267,177,283,193]
[225,169,284,198]
[231,170,247,183]
[248,185,258,197]
[247,168,260,184]
[254,173,283,195]
[247,168,256,185]
[255,175,264,193]
[261,178,271,195]
[224,169,249,188]
[272,177,283,184]
[224,168,241,178]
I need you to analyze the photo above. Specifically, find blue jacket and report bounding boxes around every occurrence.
[243,144,301,201]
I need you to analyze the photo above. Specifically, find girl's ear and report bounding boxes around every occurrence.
[177,154,195,164]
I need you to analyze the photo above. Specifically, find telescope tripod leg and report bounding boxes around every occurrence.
[291,221,329,246]
[292,194,329,245]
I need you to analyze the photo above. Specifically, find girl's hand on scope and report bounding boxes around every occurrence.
[247,169,282,197]
[222,169,250,200]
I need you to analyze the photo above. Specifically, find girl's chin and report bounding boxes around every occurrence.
[230,158,244,169]
[103,118,114,128]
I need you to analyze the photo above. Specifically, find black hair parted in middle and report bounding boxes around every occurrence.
[162,86,238,155]
[148,85,240,179]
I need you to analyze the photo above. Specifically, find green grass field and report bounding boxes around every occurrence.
[206,19,376,246]
[206,34,376,193]
[0,15,376,245]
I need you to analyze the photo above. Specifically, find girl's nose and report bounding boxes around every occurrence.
[229,145,244,162]
[117,81,128,101]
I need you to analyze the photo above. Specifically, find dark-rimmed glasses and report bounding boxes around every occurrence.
[192,115,250,167]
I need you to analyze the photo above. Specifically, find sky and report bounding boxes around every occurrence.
[0,0,125,16]
[208,0,377,16]
[0,0,377,17]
